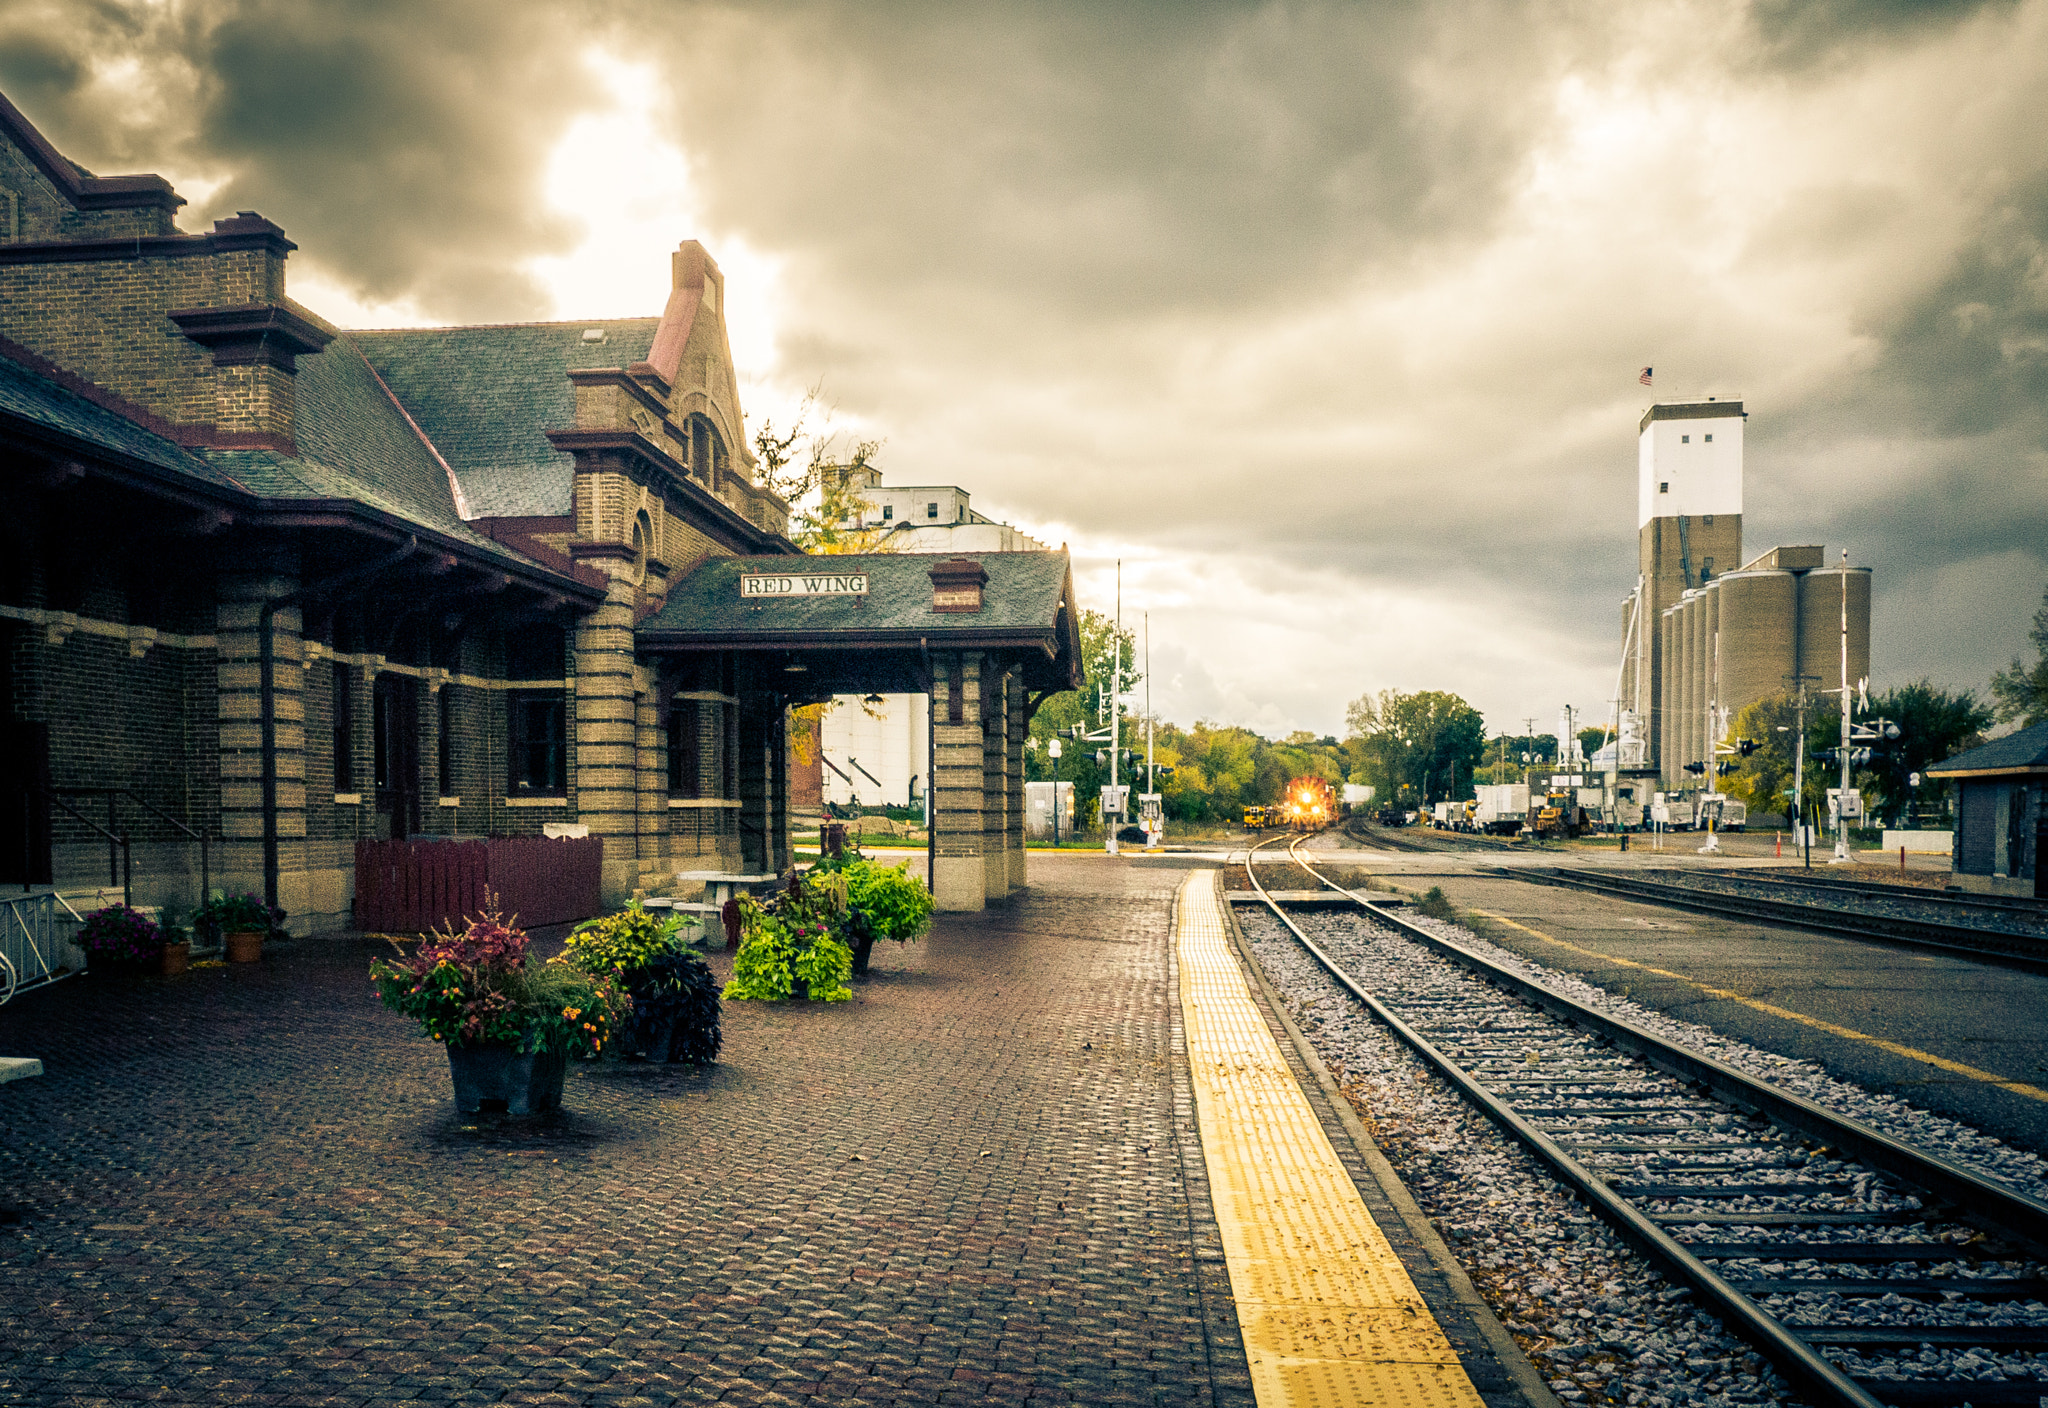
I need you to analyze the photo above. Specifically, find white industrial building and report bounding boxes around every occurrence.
[818,467,1046,812]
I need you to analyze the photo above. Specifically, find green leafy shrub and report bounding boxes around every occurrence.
[195,892,286,943]
[723,891,853,1003]
[842,859,934,942]
[564,899,721,1064]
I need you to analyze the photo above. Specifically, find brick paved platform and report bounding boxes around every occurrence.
[0,857,1256,1407]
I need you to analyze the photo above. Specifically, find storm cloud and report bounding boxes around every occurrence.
[8,0,2046,732]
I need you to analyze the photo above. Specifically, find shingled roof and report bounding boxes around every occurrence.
[640,551,1082,692]
[1926,720,2048,777]
[0,345,234,492]
[349,318,661,518]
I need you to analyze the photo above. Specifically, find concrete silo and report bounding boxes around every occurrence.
[1797,562,1872,699]
[1714,569,1799,731]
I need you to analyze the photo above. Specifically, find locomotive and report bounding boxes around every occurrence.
[1274,776,1336,831]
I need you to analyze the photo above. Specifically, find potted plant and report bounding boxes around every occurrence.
[370,903,627,1115]
[156,903,192,977]
[196,892,283,963]
[722,876,855,1003]
[562,898,721,1064]
[74,904,165,975]
[828,851,934,975]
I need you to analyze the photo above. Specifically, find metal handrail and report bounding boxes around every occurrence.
[44,787,212,912]
[42,789,129,909]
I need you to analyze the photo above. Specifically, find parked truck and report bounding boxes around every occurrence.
[1473,784,1530,835]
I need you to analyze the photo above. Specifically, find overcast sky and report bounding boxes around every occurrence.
[9,0,2046,737]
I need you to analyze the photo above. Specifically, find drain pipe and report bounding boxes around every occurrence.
[260,537,419,910]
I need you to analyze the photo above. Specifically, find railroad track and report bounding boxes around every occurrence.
[1240,832,2048,1408]
[1505,867,2048,971]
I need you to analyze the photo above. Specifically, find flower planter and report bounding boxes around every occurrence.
[446,1045,568,1115]
[224,929,264,964]
[159,941,191,977]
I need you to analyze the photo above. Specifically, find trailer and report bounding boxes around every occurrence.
[1473,784,1529,835]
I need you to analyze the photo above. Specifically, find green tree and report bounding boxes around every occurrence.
[1863,679,1994,825]
[1344,689,1486,803]
[1991,584,2048,727]
[1024,610,1139,829]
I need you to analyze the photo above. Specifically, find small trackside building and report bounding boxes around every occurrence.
[1925,720,2048,898]
[638,552,1083,911]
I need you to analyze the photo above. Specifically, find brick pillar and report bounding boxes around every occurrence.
[574,573,640,907]
[1007,671,1028,893]
[737,701,772,873]
[217,548,310,930]
[983,659,1009,901]
[636,668,664,892]
[931,652,985,911]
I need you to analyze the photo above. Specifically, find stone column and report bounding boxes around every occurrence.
[737,700,772,874]
[217,548,312,930]
[770,705,791,874]
[930,652,985,911]
[635,666,664,892]
[982,658,1009,901]
[573,571,640,907]
[1007,671,1028,893]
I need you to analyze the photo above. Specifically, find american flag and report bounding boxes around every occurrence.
[1639,366,1654,387]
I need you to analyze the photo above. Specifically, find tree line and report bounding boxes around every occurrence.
[1021,579,2048,830]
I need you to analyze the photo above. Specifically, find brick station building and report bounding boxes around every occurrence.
[0,92,1077,930]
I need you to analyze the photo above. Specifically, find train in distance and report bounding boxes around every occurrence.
[1242,776,1338,832]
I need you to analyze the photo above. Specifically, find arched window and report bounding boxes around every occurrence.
[632,510,652,585]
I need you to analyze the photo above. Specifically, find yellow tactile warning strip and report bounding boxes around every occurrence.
[1176,870,1488,1408]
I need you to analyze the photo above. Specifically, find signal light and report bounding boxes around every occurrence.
[1093,750,1107,767]
[1738,738,1758,757]
[1683,761,1705,775]
[1715,761,1736,776]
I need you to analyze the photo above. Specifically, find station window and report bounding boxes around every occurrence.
[507,692,566,794]
[438,685,455,795]
[1681,435,1690,443]
[882,505,893,521]
[1704,433,1713,442]
[333,663,354,792]
[927,502,939,519]
[1659,482,1669,494]
[668,700,701,798]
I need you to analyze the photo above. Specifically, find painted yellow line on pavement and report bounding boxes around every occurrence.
[1177,871,1485,1408]
[1466,907,2048,1105]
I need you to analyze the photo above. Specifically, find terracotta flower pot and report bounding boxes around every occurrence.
[159,941,191,977]
[224,929,264,964]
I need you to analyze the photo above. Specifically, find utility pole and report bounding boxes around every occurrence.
[1834,550,1854,864]
[1782,670,1820,863]
[1107,560,1121,855]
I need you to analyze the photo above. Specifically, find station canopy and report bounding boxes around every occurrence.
[637,550,1083,700]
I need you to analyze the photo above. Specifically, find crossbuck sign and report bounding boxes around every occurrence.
[739,572,870,598]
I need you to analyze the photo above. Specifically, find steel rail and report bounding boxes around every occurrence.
[1510,866,2048,972]
[1730,868,2046,921]
[1241,832,2048,1408]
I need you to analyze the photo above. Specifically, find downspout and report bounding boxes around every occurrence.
[920,636,934,887]
[260,537,419,910]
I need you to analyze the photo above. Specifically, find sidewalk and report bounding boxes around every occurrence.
[0,855,1253,1407]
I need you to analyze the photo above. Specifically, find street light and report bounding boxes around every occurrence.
[1048,737,1063,845]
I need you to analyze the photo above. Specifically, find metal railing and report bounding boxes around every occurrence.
[0,891,70,1004]
[41,787,210,912]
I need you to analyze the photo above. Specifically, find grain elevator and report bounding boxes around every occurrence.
[1615,400,1871,796]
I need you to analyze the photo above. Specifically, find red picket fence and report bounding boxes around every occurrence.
[353,835,605,933]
